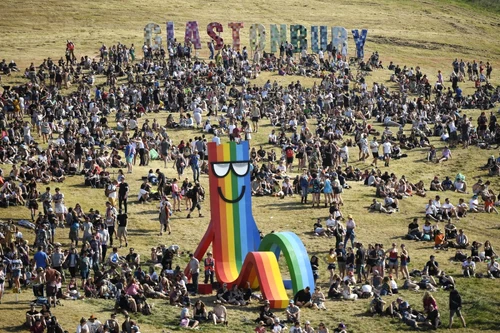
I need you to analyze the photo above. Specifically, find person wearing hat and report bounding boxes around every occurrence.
[285,299,300,323]
[76,317,89,333]
[333,322,346,333]
[254,320,266,333]
[258,300,275,326]
[88,314,102,333]
[272,317,283,332]
[212,299,228,326]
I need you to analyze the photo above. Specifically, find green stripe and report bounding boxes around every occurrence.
[230,143,242,270]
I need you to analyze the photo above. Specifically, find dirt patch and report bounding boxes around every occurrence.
[448,21,469,34]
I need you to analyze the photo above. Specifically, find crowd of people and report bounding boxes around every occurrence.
[0,31,499,333]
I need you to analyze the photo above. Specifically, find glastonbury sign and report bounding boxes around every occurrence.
[144,21,368,59]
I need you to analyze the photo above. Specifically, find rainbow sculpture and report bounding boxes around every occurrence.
[186,141,314,308]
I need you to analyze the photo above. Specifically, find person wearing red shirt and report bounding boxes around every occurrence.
[30,318,45,333]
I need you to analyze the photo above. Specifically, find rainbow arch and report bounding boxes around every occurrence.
[259,232,316,295]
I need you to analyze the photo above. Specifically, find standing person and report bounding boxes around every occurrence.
[137,137,146,166]
[106,180,118,207]
[355,243,366,283]
[34,246,49,270]
[186,182,203,218]
[40,187,52,215]
[171,179,181,212]
[309,173,321,208]
[118,178,129,214]
[52,187,65,228]
[399,244,410,280]
[203,252,215,285]
[117,209,128,248]
[27,187,39,221]
[159,197,172,236]
[160,137,171,168]
[10,254,23,293]
[51,245,66,282]
[175,153,186,179]
[45,266,61,307]
[64,247,79,281]
[105,202,117,246]
[98,224,110,261]
[448,285,466,329]
[0,263,5,303]
[382,138,392,167]
[344,215,356,248]
[251,101,260,133]
[208,40,215,60]
[299,169,309,204]
[385,243,399,280]
[326,248,337,283]
[189,152,200,182]
[124,140,135,174]
[156,169,166,196]
[370,137,380,167]
[66,40,76,61]
[188,254,200,295]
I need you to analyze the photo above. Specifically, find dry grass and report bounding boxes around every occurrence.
[1,0,500,332]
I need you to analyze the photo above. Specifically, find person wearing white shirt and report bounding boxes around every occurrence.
[76,318,90,333]
[425,200,439,221]
[339,143,349,166]
[370,138,380,167]
[98,226,110,261]
[469,196,480,212]
[441,198,459,220]
[212,134,221,145]
[326,215,337,234]
[462,257,475,277]
[382,139,392,167]
[431,195,442,211]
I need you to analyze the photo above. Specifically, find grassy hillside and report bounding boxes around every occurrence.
[0,0,500,332]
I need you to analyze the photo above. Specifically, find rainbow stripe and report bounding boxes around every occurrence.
[187,141,314,308]
[208,141,261,282]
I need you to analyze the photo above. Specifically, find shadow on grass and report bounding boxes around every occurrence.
[265,201,321,211]
[127,228,156,236]
[2,325,26,332]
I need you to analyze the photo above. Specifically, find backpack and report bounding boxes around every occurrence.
[70,223,79,232]
[186,188,196,199]
[79,257,90,271]
[142,301,152,315]
[33,297,50,308]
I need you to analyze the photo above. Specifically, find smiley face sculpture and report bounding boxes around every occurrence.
[186,141,314,308]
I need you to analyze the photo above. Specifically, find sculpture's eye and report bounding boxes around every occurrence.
[232,162,250,177]
[212,163,231,178]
